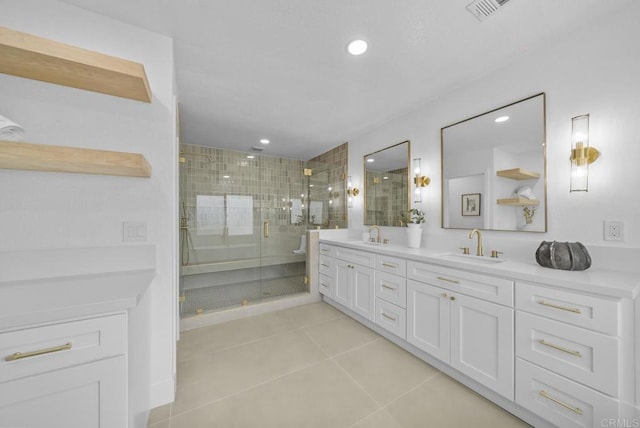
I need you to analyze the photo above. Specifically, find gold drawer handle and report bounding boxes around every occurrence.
[537,300,581,314]
[381,312,397,321]
[381,283,396,291]
[321,248,329,252]
[539,390,583,415]
[437,276,459,284]
[538,339,582,357]
[5,342,72,362]
[381,263,396,268]
[320,282,329,288]
[321,263,329,267]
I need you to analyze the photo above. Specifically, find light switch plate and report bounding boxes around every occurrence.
[123,221,147,242]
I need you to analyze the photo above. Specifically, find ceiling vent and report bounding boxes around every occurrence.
[466,0,511,22]
[251,146,265,152]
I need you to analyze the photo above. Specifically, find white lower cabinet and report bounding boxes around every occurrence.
[407,279,514,400]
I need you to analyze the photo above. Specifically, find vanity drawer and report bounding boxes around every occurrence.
[375,271,407,308]
[516,358,619,428]
[375,298,406,340]
[0,313,126,382]
[334,246,375,268]
[516,311,619,397]
[319,243,337,258]
[515,282,619,335]
[375,254,407,277]
[319,274,333,298]
[319,255,335,277]
[407,261,514,307]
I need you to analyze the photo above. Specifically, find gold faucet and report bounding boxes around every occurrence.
[369,225,381,243]
[469,228,483,256]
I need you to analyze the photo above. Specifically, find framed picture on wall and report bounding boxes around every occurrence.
[461,193,481,216]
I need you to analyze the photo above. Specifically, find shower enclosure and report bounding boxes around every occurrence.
[179,144,346,319]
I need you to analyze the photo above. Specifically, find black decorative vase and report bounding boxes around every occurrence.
[535,241,592,271]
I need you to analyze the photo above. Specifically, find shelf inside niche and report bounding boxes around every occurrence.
[0,140,151,177]
[0,26,151,102]
[496,168,540,180]
[496,197,539,206]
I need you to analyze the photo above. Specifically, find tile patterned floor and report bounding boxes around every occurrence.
[148,302,530,428]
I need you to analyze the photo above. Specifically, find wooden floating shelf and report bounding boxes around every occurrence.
[0,26,151,103]
[496,197,540,207]
[496,168,540,180]
[0,141,151,177]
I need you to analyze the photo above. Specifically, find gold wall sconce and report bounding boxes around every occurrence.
[413,158,430,203]
[570,114,600,192]
[346,175,359,208]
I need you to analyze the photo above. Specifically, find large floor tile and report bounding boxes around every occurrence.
[303,316,380,357]
[172,329,326,415]
[335,339,439,406]
[146,403,170,426]
[169,360,379,428]
[178,310,296,361]
[349,408,403,428]
[386,373,530,428]
[280,302,344,328]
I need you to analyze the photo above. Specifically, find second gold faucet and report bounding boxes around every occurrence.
[469,228,483,256]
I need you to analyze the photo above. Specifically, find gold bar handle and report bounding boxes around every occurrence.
[381,283,396,291]
[321,263,329,267]
[264,220,269,238]
[538,339,582,357]
[320,248,329,252]
[537,300,581,314]
[381,312,397,321]
[437,276,460,284]
[539,390,583,415]
[381,263,396,268]
[5,342,72,362]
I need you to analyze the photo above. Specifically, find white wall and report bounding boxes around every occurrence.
[0,0,178,407]
[348,2,640,262]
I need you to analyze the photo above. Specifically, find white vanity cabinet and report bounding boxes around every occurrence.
[514,282,627,428]
[406,261,515,400]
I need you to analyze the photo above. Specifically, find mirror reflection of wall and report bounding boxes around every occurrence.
[441,93,546,232]
[364,141,410,226]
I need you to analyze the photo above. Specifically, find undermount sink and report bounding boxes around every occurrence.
[436,253,505,264]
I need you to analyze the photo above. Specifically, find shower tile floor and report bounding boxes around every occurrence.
[181,276,306,316]
[148,302,530,428]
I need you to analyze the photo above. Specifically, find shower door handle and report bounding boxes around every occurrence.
[264,220,269,238]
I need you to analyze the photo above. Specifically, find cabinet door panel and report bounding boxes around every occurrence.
[407,280,450,362]
[333,261,351,308]
[0,356,126,428]
[351,265,375,321]
[450,293,514,400]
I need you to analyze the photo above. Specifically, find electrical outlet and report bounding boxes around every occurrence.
[123,221,147,242]
[604,220,624,241]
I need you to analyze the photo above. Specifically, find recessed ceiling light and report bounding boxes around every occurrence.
[247,155,255,159]
[366,158,375,163]
[347,39,368,56]
[383,176,389,180]
[495,116,509,123]
[223,175,230,178]
[260,139,270,144]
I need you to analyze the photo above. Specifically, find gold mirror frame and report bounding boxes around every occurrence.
[363,140,411,226]
[440,93,547,232]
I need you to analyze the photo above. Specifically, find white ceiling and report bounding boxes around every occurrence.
[62,0,632,160]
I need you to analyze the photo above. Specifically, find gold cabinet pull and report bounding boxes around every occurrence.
[321,263,329,267]
[450,296,456,301]
[539,390,583,415]
[381,263,396,268]
[538,339,582,357]
[437,276,459,284]
[263,220,269,238]
[320,282,329,288]
[381,312,397,321]
[320,248,329,252]
[441,293,448,298]
[537,300,581,314]
[381,283,396,291]
[5,342,72,362]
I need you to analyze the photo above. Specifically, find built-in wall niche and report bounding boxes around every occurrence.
[441,93,546,232]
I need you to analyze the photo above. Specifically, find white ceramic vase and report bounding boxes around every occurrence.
[406,223,422,249]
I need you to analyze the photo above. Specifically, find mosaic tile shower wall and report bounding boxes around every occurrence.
[307,142,348,229]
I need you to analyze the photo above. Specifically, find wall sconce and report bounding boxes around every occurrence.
[346,175,359,208]
[570,114,599,192]
[413,158,430,203]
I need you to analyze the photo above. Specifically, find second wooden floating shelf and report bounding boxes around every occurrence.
[0,26,151,103]
[0,140,151,178]
[496,197,540,206]
[496,168,540,180]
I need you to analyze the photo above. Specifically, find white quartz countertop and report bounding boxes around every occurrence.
[0,245,156,330]
[320,239,640,299]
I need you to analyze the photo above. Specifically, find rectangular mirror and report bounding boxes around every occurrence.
[364,141,410,226]
[441,93,547,232]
